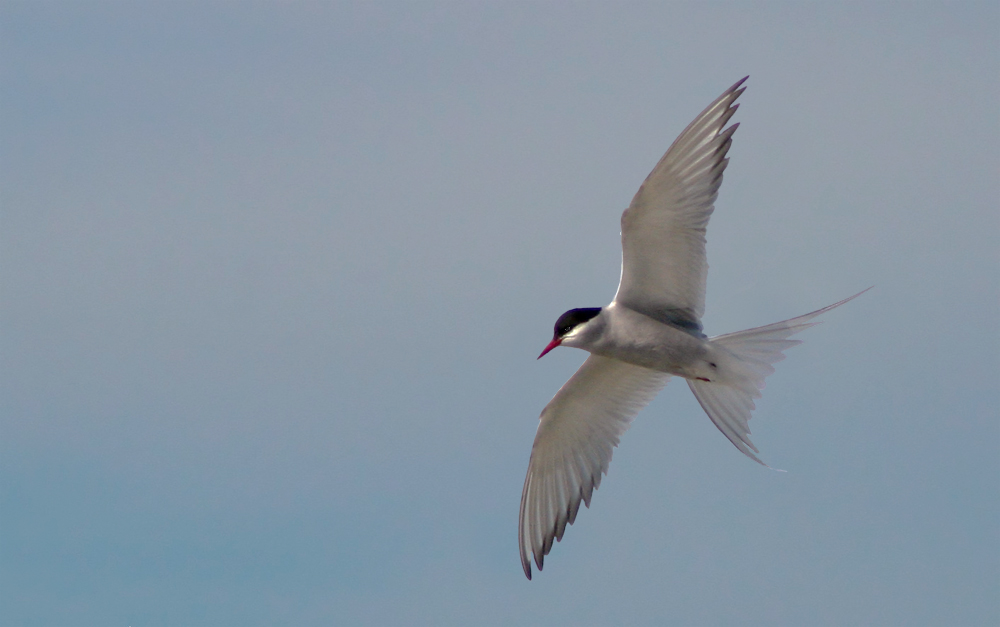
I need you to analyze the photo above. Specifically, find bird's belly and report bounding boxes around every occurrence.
[589,321,716,380]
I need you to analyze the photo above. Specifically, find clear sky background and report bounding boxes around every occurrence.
[2,2,997,625]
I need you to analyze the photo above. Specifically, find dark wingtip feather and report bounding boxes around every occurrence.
[521,543,533,579]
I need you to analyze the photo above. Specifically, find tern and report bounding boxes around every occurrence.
[519,77,867,579]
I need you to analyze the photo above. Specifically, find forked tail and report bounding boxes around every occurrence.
[687,288,871,466]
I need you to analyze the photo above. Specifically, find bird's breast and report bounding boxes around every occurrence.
[588,304,712,378]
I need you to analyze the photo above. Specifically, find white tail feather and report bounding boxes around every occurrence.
[688,288,871,466]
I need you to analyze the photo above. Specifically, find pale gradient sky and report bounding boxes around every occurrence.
[2,2,998,625]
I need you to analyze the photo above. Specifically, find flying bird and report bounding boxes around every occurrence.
[519,77,867,579]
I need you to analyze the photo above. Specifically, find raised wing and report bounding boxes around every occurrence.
[519,355,669,579]
[614,77,747,331]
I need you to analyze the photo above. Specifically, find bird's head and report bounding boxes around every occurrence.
[538,307,602,359]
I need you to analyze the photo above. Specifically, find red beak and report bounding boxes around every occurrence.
[538,338,561,359]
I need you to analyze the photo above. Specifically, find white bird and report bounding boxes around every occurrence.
[519,77,868,579]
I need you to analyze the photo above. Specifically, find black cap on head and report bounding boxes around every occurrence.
[553,307,601,338]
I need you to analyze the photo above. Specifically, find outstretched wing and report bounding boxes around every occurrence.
[519,355,669,579]
[614,77,747,332]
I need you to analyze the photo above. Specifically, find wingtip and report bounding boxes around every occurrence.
[822,286,874,312]
[520,543,534,579]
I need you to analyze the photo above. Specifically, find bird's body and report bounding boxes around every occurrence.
[568,302,716,379]
[518,77,867,579]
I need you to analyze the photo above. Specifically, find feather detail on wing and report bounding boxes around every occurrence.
[614,77,747,330]
[519,355,670,579]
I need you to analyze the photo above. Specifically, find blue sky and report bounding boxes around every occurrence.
[2,2,997,625]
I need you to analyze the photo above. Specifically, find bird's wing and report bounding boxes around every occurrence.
[614,77,747,331]
[519,355,670,579]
